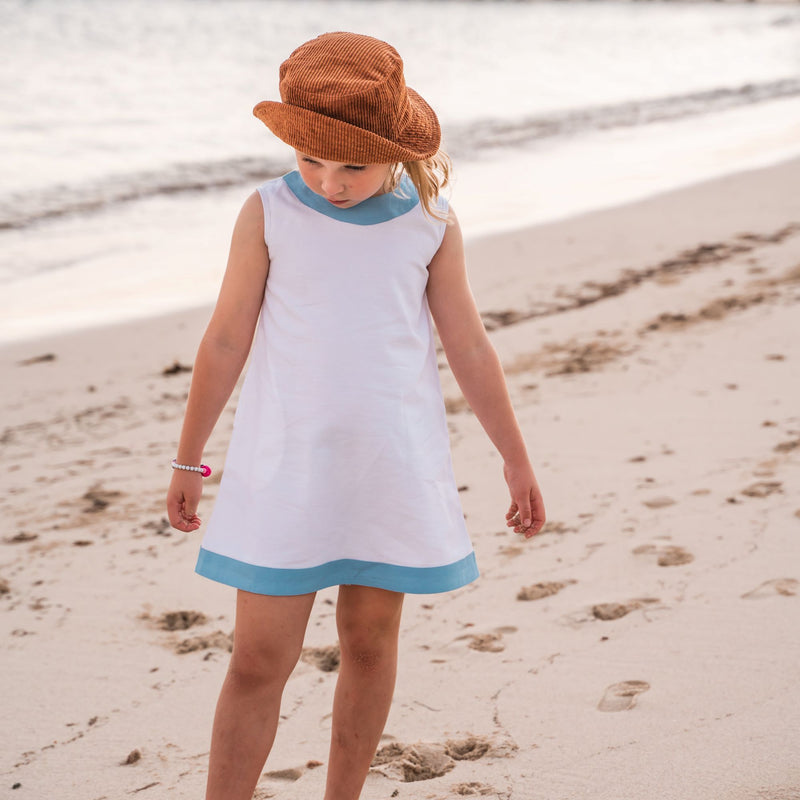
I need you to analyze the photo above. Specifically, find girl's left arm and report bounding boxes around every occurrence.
[426,211,545,539]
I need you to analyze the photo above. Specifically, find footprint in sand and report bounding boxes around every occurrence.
[18,352,57,366]
[371,735,498,783]
[633,544,694,567]
[466,633,503,653]
[445,736,493,761]
[517,580,576,601]
[5,532,38,544]
[459,626,517,653]
[121,748,142,765]
[498,544,525,559]
[162,360,192,376]
[597,680,650,712]
[539,520,578,535]
[741,481,783,498]
[741,578,798,599]
[158,610,208,631]
[451,781,497,796]
[175,630,233,654]
[301,644,340,672]
[642,496,676,509]
[592,598,660,620]
[81,484,123,513]
[372,742,455,782]
[141,518,172,536]
[262,760,323,783]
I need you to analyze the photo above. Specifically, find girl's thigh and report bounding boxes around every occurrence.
[231,589,316,676]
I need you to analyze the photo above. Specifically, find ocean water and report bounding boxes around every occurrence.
[2,0,800,342]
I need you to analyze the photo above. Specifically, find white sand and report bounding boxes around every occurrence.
[2,158,799,799]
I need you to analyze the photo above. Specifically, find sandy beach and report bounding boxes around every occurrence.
[2,157,799,799]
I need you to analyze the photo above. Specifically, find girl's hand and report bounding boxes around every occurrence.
[503,461,546,540]
[167,471,204,532]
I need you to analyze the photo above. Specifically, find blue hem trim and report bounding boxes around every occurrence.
[195,548,479,596]
[283,171,419,225]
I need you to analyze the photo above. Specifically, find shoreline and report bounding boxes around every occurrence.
[4,91,800,346]
[2,152,799,799]
[4,152,800,359]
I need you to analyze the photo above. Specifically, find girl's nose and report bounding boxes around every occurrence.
[320,172,343,196]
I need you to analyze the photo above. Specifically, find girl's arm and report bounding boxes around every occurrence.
[166,191,270,532]
[426,211,545,539]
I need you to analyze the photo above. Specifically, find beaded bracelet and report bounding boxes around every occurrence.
[171,459,212,478]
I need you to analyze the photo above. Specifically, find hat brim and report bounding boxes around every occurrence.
[253,87,440,164]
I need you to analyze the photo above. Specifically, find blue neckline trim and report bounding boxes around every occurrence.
[282,170,419,225]
[196,548,479,595]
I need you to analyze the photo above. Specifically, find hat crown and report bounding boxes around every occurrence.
[253,32,440,163]
[279,33,411,144]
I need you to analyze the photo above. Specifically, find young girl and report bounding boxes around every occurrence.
[167,32,545,800]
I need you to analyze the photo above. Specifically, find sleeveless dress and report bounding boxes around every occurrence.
[195,171,479,595]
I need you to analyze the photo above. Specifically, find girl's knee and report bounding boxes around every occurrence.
[337,615,401,672]
[338,618,401,659]
[228,590,315,686]
[339,639,395,674]
[228,638,303,687]
[335,586,403,672]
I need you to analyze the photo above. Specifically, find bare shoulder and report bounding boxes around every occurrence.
[427,207,467,298]
[204,191,270,349]
[233,190,267,246]
[430,207,465,268]
[228,190,269,275]
[426,207,486,352]
[241,188,265,218]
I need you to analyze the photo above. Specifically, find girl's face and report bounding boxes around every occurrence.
[295,152,393,209]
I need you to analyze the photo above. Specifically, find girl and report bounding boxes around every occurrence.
[167,32,545,800]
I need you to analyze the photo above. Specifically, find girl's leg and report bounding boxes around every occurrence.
[205,589,316,800]
[324,585,404,800]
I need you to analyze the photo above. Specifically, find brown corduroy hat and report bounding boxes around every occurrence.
[253,32,441,164]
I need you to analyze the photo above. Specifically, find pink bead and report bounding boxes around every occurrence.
[200,465,212,478]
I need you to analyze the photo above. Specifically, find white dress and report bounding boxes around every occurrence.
[195,171,478,595]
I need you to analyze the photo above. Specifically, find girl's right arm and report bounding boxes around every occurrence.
[166,191,270,532]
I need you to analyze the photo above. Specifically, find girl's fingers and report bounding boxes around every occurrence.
[517,497,533,529]
[507,495,531,526]
[167,492,202,531]
[175,510,202,532]
[180,504,201,525]
[523,493,546,538]
[505,501,519,523]
[167,472,204,530]
[506,489,545,537]
[166,502,183,530]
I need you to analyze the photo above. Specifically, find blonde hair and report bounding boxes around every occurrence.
[389,152,452,222]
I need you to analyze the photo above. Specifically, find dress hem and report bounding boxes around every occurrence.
[195,548,479,596]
